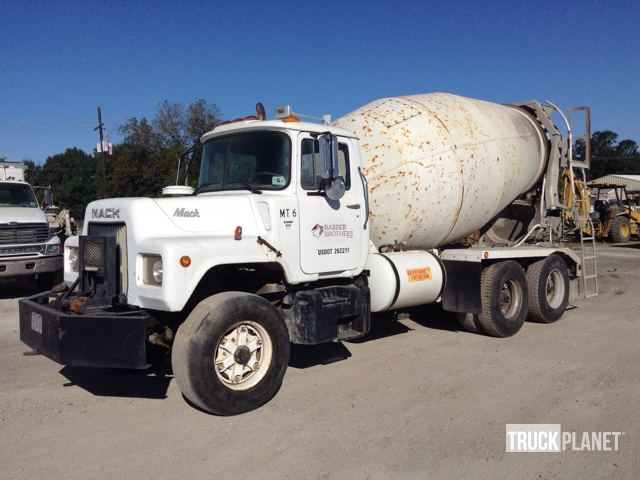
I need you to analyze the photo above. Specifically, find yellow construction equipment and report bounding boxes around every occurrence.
[563,169,640,242]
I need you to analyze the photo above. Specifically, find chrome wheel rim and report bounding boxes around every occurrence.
[499,279,522,319]
[214,321,272,391]
[545,269,565,309]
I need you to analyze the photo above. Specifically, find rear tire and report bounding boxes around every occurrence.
[610,216,631,242]
[456,312,484,334]
[526,254,570,323]
[172,292,290,415]
[478,261,528,338]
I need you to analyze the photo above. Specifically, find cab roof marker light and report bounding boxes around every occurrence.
[275,105,331,124]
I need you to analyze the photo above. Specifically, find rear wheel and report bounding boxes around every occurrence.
[478,261,528,338]
[526,254,570,323]
[172,292,290,415]
[456,312,484,334]
[610,216,631,242]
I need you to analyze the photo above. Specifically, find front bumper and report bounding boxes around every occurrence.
[0,254,62,279]
[19,292,149,369]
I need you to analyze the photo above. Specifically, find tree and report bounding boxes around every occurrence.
[119,117,159,151]
[574,130,640,180]
[39,148,97,218]
[119,98,221,150]
[107,143,180,198]
[116,98,221,190]
[23,160,44,186]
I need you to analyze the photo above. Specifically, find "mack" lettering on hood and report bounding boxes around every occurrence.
[92,208,120,219]
[173,207,200,218]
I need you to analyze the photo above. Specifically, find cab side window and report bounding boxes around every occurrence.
[301,139,351,190]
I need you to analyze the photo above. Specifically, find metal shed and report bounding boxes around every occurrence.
[589,174,640,192]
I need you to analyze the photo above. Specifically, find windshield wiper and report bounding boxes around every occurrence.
[193,183,262,195]
[192,183,221,195]
[240,183,262,194]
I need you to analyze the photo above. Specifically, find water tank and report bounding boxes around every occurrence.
[334,93,548,249]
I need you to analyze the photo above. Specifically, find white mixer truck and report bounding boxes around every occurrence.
[19,93,588,415]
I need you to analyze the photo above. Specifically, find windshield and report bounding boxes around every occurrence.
[198,131,291,193]
[0,183,38,208]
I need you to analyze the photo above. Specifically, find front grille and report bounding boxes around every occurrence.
[0,223,49,245]
[88,222,128,295]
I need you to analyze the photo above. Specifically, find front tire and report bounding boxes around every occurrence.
[526,254,570,323]
[172,292,290,415]
[478,261,528,338]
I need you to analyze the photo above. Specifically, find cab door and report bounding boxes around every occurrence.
[297,135,364,274]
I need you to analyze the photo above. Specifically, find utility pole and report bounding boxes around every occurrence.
[94,107,107,199]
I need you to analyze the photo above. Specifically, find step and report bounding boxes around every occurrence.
[584,274,598,279]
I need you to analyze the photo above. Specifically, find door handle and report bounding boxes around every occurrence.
[346,204,361,209]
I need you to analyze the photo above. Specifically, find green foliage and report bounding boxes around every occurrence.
[576,130,640,180]
[107,143,182,197]
[24,160,43,186]
[40,148,97,218]
[116,98,221,189]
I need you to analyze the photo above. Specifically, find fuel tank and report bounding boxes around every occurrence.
[334,93,548,249]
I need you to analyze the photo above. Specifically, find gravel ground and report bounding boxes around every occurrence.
[1,244,639,480]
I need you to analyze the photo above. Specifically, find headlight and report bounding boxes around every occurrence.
[152,259,163,284]
[46,244,61,255]
[142,255,163,285]
[68,247,78,272]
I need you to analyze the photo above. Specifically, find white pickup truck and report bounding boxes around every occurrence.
[0,162,62,287]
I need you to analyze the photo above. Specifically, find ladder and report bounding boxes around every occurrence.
[573,168,599,298]
[567,107,598,298]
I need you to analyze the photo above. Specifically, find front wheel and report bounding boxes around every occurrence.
[172,292,290,415]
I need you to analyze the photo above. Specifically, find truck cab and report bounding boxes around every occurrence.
[62,118,371,312]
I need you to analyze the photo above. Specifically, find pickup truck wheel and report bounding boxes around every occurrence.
[610,216,631,242]
[172,292,290,415]
[526,254,570,323]
[478,261,528,338]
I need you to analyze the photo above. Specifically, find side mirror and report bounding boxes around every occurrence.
[318,133,339,180]
[43,187,53,205]
[325,176,346,201]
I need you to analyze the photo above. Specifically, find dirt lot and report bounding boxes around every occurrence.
[1,245,639,480]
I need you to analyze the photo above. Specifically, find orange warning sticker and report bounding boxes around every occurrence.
[406,266,432,282]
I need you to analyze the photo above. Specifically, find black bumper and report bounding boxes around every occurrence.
[19,293,149,369]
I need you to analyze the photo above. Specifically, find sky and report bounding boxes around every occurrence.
[1,0,639,164]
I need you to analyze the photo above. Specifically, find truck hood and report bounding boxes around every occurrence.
[85,194,260,236]
[0,207,47,224]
